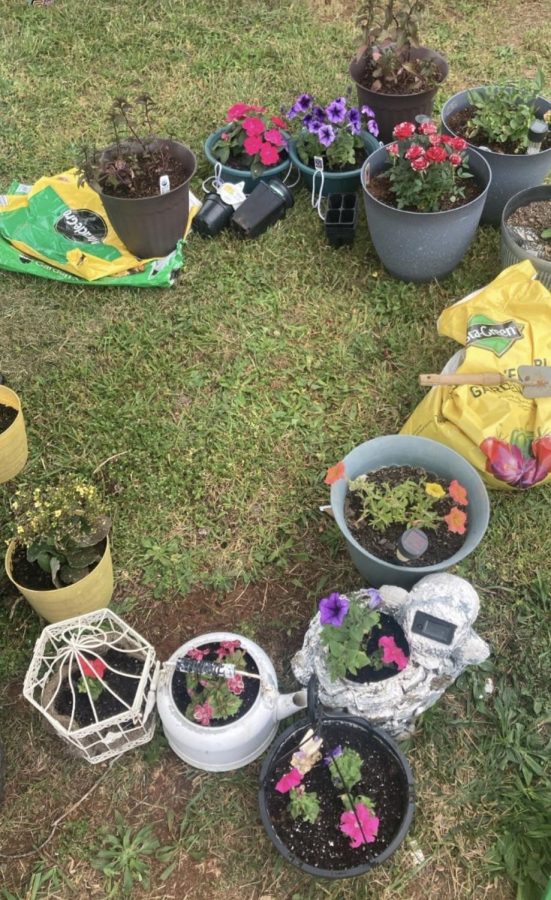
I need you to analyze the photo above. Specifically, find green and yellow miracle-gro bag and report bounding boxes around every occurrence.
[401,261,551,489]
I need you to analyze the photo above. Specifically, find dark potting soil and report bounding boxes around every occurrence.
[508,200,551,261]
[446,107,551,155]
[355,52,443,95]
[344,465,466,566]
[98,143,192,199]
[10,539,106,591]
[171,643,260,727]
[263,720,410,871]
[345,613,410,684]
[367,170,483,211]
[54,647,144,728]
[0,402,18,434]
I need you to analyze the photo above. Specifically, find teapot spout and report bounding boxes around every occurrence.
[276,689,307,722]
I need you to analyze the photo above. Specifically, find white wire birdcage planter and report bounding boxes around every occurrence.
[23,608,159,764]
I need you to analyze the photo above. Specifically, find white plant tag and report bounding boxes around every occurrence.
[218,180,247,209]
[159,175,170,194]
[314,156,324,171]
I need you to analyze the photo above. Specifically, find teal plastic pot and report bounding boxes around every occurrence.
[361,145,491,282]
[204,128,291,193]
[288,130,380,196]
[330,435,490,590]
[441,89,551,225]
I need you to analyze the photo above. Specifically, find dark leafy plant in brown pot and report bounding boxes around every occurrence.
[349,0,448,143]
[77,94,196,259]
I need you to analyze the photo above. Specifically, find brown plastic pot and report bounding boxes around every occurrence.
[350,46,448,145]
[95,139,196,259]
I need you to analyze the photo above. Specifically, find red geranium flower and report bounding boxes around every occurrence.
[426,145,448,163]
[242,116,266,137]
[271,115,287,128]
[393,121,416,140]
[77,655,107,679]
[225,102,252,122]
[264,128,285,147]
[244,134,263,156]
[259,141,280,165]
[324,460,345,484]
[444,507,467,534]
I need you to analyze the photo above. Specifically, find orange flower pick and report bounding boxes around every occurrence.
[448,479,468,506]
[444,507,467,535]
[324,460,345,485]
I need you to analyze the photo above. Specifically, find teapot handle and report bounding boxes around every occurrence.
[307,675,321,727]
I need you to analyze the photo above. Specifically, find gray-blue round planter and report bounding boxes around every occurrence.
[288,130,380,196]
[441,89,551,225]
[330,435,490,590]
[361,145,491,282]
[204,128,291,193]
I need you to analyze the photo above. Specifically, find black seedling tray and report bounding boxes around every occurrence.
[325,193,358,247]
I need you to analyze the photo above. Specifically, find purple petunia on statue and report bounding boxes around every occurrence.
[319,592,349,626]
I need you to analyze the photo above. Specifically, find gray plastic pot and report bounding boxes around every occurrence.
[361,146,491,282]
[501,185,551,289]
[96,139,196,259]
[288,130,380,196]
[350,46,449,145]
[330,435,490,590]
[204,128,291,193]
[441,89,551,225]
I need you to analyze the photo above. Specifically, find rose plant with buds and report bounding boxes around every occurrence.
[287,92,379,169]
[384,119,472,211]
[318,588,408,680]
[210,103,288,177]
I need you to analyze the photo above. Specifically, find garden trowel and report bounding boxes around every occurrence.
[419,365,551,399]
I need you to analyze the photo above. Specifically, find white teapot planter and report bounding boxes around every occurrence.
[156,631,307,771]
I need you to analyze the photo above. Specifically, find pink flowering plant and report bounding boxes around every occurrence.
[384,119,472,211]
[274,736,380,847]
[287,92,379,169]
[319,589,409,681]
[184,640,247,726]
[210,103,288,177]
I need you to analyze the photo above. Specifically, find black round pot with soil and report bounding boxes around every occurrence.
[258,713,414,878]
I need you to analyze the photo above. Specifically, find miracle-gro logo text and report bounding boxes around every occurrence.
[466,315,524,357]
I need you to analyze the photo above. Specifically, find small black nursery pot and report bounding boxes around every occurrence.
[325,193,358,247]
[193,193,234,238]
[231,179,294,239]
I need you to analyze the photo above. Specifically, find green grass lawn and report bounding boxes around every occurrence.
[1,0,550,897]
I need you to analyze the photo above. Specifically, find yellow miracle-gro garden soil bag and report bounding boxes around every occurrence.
[401,261,551,489]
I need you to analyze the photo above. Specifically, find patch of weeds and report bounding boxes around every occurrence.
[141,730,169,766]
[140,537,192,598]
[91,812,175,896]
[1,862,65,899]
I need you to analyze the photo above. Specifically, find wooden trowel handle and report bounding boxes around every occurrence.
[419,373,505,386]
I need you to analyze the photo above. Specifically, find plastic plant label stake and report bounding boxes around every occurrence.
[159,175,170,195]
[218,181,247,209]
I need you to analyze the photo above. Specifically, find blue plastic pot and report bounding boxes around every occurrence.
[288,130,380,196]
[441,89,551,225]
[204,127,291,193]
[361,144,491,282]
[330,435,490,590]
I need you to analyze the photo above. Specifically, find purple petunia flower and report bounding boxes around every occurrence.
[308,118,323,133]
[311,105,326,122]
[323,745,343,765]
[348,107,361,125]
[318,123,336,147]
[366,587,382,609]
[296,93,313,112]
[326,98,347,124]
[287,104,299,119]
[362,104,376,118]
[348,120,361,135]
[319,592,349,626]
[367,118,380,137]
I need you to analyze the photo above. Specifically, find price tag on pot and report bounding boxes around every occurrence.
[159,175,171,195]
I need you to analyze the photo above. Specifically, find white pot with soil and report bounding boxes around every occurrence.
[501,185,551,289]
[23,609,159,764]
[156,631,307,772]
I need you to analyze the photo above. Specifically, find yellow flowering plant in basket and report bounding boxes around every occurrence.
[10,476,111,588]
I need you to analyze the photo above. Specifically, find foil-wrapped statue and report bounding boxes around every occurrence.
[292,573,490,739]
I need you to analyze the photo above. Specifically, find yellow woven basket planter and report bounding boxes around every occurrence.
[0,385,28,483]
[5,538,114,623]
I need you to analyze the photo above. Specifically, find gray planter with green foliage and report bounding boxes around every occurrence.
[330,435,490,590]
[360,145,491,282]
[288,130,380,196]
[501,185,551,288]
[204,128,291,193]
[441,89,551,225]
